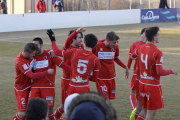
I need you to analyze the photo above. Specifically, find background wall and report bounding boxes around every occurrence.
[0,9,140,33]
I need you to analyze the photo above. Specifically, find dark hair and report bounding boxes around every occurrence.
[84,34,98,48]
[106,31,119,41]
[66,92,117,120]
[24,43,38,53]
[26,97,49,120]
[140,28,147,35]
[68,30,83,39]
[33,37,43,45]
[145,26,159,42]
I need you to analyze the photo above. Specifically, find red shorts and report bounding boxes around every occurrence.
[61,78,70,104]
[67,85,90,96]
[29,88,55,107]
[139,82,164,110]
[96,79,116,100]
[14,88,30,112]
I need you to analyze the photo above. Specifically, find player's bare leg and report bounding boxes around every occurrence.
[145,110,156,120]
[136,107,147,120]
[48,107,54,120]
[135,100,142,119]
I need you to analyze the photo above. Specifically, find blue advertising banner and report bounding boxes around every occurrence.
[159,8,177,21]
[141,9,160,23]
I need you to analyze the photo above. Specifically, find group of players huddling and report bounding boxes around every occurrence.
[12,26,177,120]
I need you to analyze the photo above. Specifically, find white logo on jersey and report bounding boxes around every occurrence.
[22,64,28,70]
[160,56,163,63]
[140,71,154,80]
[33,60,49,70]
[98,52,115,59]
[100,48,103,51]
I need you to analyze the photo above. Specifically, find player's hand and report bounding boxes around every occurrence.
[140,33,147,44]
[48,50,55,58]
[47,68,54,74]
[76,28,86,33]
[47,29,56,42]
[171,68,177,75]
[125,67,129,80]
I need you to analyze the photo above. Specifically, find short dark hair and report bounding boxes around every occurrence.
[145,26,159,42]
[32,37,43,45]
[140,28,147,35]
[26,97,49,120]
[68,29,83,39]
[106,31,119,41]
[84,34,98,48]
[24,43,38,53]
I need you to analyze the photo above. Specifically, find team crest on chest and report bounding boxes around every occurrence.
[111,48,114,52]
[100,48,103,51]
[44,56,47,60]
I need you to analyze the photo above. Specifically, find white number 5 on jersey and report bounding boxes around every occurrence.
[77,59,89,74]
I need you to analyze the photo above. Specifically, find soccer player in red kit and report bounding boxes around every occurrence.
[12,43,54,120]
[92,31,129,100]
[47,29,100,94]
[127,28,147,120]
[132,27,177,120]
[29,37,71,120]
[49,28,86,119]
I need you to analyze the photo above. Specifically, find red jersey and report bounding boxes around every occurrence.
[62,44,84,80]
[32,49,63,88]
[92,42,119,79]
[63,49,100,86]
[137,43,163,85]
[14,51,35,91]
[127,41,142,74]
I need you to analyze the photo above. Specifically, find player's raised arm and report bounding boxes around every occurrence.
[64,28,86,49]
[46,29,63,56]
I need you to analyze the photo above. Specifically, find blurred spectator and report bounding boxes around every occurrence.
[0,0,2,14]
[65,92,117,120]
[159,0,169,9]
[1,0,7,14]
[26,97,49,120]
[53,0,64,12]
[36,0,46,13]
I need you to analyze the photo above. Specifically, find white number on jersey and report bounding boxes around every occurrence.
[21,98,25,105]
[77,59,89,74]
[141,53,148,70]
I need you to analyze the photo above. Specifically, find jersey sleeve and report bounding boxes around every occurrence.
[155,51,163,66]
[89,58,100,82]
[64,30,78,49]
[17,61,32,74]
[51,56,64,67]
[115,45,119,58]
[51,41,63,56]
[98,39,106,43]
[62,49,75,59]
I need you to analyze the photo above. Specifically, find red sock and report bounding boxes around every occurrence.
[135,112,139,120]
[130,93,137,109]
[49,113,55,120]
[12,114,21,120]
[136,115,145,120]
[60,117,65,120]
[54,107,63,119]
